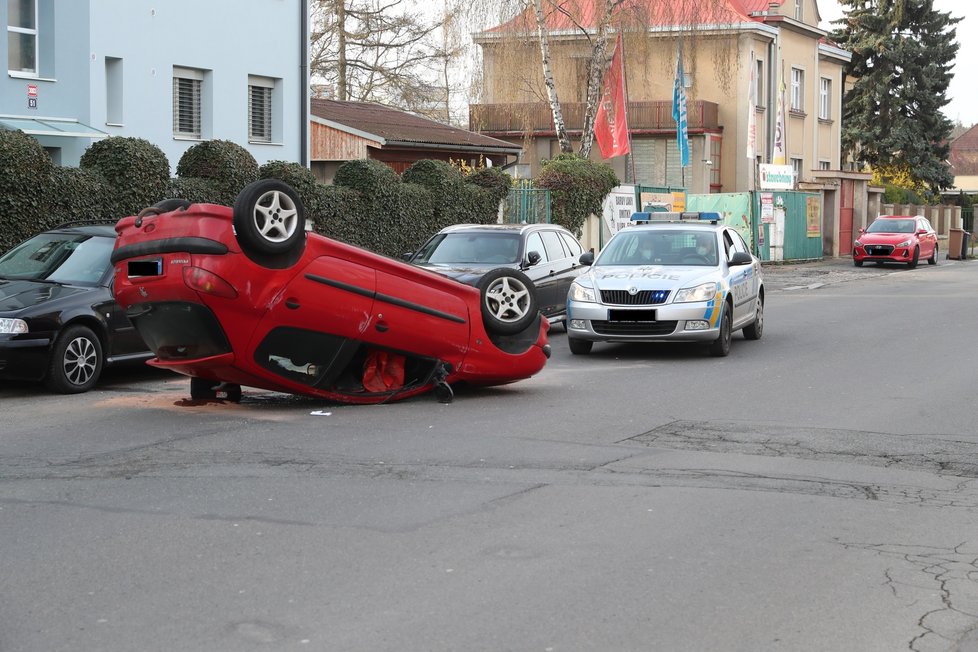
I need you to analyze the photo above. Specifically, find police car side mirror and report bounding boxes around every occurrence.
[579,251,594,266]
[729,251,753,266]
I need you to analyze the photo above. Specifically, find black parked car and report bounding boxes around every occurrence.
[407,223,588,331]
[0,224,152,393]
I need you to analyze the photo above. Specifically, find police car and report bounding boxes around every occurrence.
[566,211,764,356]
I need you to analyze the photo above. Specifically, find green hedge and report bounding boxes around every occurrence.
[536,153,619,237]
[0,130,53,248]
[0,131,519,258]
[176,140,259,206]
[79,137,170,220]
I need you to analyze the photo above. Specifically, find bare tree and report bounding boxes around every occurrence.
[456,0,737,157]
[311,0,452,119]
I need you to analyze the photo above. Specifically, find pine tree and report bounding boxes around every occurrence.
[831,0,960,198]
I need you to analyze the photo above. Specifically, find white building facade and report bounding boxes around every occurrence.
[2,0,309,171]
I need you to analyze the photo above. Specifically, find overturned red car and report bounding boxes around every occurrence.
[110,179,551,404]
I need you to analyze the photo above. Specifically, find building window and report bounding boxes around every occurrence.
[105,57,124,125]
[819,160,831,170]
[7,0,38,75]
[790,68,804,111]
[790,157,803,183]
[819,77,831,120]
[755,59,764,108]
[794,0,803,20]
[172,67,203,138]
[248,76,274,143]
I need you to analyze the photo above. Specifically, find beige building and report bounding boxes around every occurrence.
[470,0,852,195]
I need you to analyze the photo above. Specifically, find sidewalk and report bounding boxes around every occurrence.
[760,255,973,291]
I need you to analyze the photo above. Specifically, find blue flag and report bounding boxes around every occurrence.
[672,52,689,168]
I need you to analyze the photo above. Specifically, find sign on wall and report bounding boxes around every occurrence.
[759,164,794,190]
[602,185,637,236]
[27,84,37,109]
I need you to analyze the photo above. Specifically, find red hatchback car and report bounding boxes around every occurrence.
[110,180,551,404]
[853,215,939,268]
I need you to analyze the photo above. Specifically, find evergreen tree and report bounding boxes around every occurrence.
[831,0,960,198]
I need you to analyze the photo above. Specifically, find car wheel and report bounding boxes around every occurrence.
[190,377,218,400]
[45,325,103,394]
[928,245,938,265]
[476,268,538,335]
[708,305,732,357]
[853,258,863,267]
[908,246,919,269]
[568,337,593,355]
[743,294,764,341]
[232,179,306,257]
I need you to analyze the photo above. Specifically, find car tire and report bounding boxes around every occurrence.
[928,245,938,265]
[908,246,919,269]
[190,377,218,400]
[45,325,103,394]
[708,304,732,357]
[743,294,764,341]
[476,268,538,335]
[853,259,863,267]
[568,337,593,355]
[232,179,306,258]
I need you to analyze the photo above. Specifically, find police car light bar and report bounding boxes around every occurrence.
[630,211,721,224]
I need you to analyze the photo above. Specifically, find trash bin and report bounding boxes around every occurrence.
[948,228,965,260]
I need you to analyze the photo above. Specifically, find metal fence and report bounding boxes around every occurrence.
[503,181,551,224]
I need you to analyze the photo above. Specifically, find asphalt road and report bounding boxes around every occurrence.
[2,257,978,652]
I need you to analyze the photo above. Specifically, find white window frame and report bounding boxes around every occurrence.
[819,77,831,120]
[7,0,38,76]
[794,0,803,21]
[790,157,803,182]
[755,59,764,108]
[172,66,203,139]
[248,75,274,143]
[790,67,804,112]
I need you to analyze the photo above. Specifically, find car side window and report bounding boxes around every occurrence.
[559,232,584,259]
[730,230,749,255]
[722,231,736,261]
[540,230,567,261]
[525,232,548,263]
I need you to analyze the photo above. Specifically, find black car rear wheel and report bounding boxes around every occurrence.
[45,325,103,394]
[476,268,538,335]
[233,179,306,258]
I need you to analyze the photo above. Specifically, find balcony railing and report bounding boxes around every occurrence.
[469,100,720,134]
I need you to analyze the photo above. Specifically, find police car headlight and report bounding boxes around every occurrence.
[674,282,718,303]
[569,280,596,303]
[0,318,28,334]
[896,239,911,248]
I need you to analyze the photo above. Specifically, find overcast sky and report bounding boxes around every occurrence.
[817,0,976,126]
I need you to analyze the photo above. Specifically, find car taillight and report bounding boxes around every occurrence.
[183,266,238,298]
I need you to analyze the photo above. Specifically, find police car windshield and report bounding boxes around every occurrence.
[596,229,718,266]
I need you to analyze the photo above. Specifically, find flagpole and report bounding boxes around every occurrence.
[617,32,636,184]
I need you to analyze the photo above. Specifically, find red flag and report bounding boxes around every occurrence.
[594,34,629,159]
